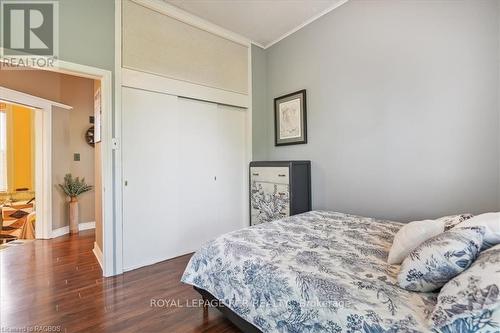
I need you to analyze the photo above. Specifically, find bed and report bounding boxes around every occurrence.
[181,211,497,333]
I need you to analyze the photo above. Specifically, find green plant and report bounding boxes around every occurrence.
[58,174,93,198]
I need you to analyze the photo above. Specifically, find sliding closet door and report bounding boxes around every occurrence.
[122,88,247,271]
[122,87,181,270]
[214,104,247,235]
[177,98,219,242]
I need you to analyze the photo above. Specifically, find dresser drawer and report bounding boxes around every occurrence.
[250,167,289,184]
[250,182,290,225]
[249,161,311,226]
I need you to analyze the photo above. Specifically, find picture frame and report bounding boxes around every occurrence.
[274,89,307,146]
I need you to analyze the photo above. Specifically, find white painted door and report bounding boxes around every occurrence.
[176,97,219,246]
[122,88,247,271]
[214,104,247,236]
[122,87,181,270]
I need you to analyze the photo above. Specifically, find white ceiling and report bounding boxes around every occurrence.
[164,0,348,48]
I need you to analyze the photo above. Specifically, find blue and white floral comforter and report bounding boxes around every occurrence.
[181,211,498,333]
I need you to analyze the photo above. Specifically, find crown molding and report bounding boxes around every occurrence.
[132,0,348,50]
[131,0,251,47]
[251,41,266,49]
[262,0,349,49]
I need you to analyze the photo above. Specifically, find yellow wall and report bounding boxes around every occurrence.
[9,105,34,191]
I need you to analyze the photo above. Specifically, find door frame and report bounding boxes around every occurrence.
[0,60,116,277]
[46,60,115,277]
[0,86,72,241]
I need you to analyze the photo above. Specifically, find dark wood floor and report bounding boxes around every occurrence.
[0,230,240,333]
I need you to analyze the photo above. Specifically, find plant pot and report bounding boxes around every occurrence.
[69,197,79,234]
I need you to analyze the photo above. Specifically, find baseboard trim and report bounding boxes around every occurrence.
[80,221,96,231]
[123,251,195,273]
[51,221,96,238]
[92,242,104,270]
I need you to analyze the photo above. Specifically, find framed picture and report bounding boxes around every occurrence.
[274,89,307,146]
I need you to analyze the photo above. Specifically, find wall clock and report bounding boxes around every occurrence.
[85,126,95,147]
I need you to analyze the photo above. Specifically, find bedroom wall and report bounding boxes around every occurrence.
[59,0,115,72]
[253,0,500,222]
[251,44,268,161]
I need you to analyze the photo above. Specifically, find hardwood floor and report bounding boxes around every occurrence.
[0,230,241,333]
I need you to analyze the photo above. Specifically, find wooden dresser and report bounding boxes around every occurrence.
[249,161,311,226]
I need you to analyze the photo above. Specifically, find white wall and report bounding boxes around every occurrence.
[253,0,500,221]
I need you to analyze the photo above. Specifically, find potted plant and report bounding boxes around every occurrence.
[58,174,93,234]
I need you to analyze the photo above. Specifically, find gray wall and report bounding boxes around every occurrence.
[59,0,114,248]
[59,0,115,71]
[252,44,268,161]
[252,0,500,222]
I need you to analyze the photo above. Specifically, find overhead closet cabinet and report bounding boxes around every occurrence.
[120,0,251,271]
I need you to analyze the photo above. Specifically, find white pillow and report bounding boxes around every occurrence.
[388,219,442,264]
[457,212,500,249]
[387,214,473,264]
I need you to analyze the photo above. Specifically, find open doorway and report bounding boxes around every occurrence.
[0,67,110,274]
[0,102,36,243]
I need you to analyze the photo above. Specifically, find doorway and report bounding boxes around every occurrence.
[0,86,72,242]
[0,102,36,244]
[0,61,115,276]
